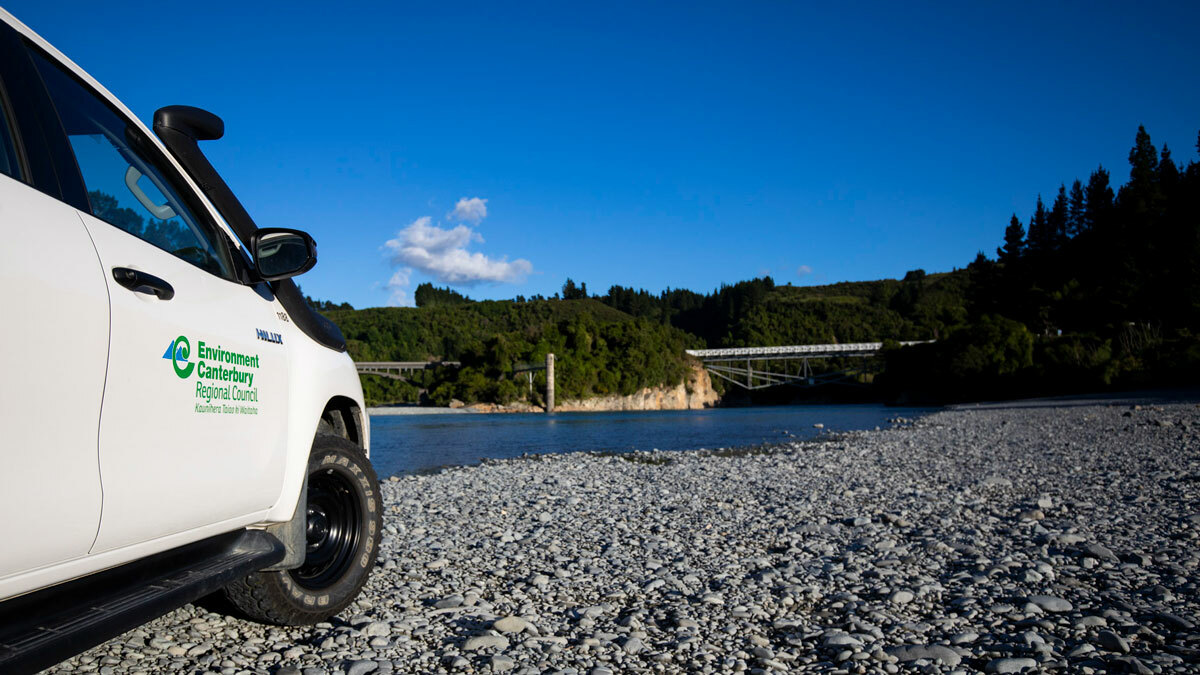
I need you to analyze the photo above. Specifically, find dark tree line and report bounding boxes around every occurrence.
[887,124,1200,400]
[970,125,1199,338]
[414,282,471,308]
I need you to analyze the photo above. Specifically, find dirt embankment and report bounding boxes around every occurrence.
[467,362,719,413]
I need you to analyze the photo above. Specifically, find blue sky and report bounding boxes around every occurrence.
[10,1,1200,307]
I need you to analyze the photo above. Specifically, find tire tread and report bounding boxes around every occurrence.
[222,435,380,626]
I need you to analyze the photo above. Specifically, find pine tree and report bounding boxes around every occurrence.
[561,278,587,300]
[997,214,1025,263]
[1048,185,1069,249]
[1158,143,1180,192]
[1083,166,1114,232]
[1128,125,1158,187]
[1067,179,1086,237]
[1027,195,1050,255]
[1120,125,1162,216]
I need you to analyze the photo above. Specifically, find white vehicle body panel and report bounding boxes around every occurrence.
[0,7,370,602]
[0,509,271,602]
[80,215,290,553]
[268,342,369,523]
[0,176,106,579]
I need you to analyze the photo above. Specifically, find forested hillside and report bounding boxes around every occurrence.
[323,299,699,406]
[598,272,968,346]
[322,124,1200,406]
[325,273,968,405]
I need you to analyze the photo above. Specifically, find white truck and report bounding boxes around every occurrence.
[0,8,381,673]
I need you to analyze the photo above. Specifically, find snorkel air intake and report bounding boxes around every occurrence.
[153,105,346,353]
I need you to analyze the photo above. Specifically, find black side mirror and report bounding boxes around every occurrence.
[250,228,317,281]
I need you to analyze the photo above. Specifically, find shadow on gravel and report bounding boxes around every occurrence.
[192,590,240,617]
[949,386,1200,412]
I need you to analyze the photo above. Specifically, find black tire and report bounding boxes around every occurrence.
[223,435,382,625]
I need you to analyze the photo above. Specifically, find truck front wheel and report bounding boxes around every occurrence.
[224,435,382,625]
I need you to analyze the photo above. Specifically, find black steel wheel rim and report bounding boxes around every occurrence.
[292,467,361,590]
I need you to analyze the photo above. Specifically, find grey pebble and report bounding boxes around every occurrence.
[886,645,962,667]
[363,621,391,637]
[464,635,510,651]
[41,400,1200,675]
[985,657,1038,673]
[345,661,378,675]
[1028,595,1072,613]
[491,616,531,634]
[490,654,516,672]
[1082,542,1119,561]
[1099,629,1130,653]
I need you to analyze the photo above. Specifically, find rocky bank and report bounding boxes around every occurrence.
[467,363,719,414]
[50,399,1200,674]
[554,363,719,412]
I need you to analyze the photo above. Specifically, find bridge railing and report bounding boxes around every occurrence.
[686,341,932,390]
[355,361,460,380]
[686,341,928,359]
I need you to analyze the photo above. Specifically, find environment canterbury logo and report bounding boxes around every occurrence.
[163,335,262,415]
[164,335,195,377]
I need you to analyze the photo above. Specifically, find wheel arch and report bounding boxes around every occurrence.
[318,396,365,453]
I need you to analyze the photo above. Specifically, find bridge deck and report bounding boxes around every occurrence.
[355,361,461,380]
[356,361,460,370]
[686,341,926,360]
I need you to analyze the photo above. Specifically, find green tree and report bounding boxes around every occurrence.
[997,214,1025,263]
[1083,166,1114,232]
[1119,125,1163,222]
[947,315,1034,377]
[414,283,470,308]
[1158,144,1180,192]
[1026,195,1051,255]
[1067,179,1086,237]
[1047,185,1069,249]
[562,278,588,300]
[1128,125,1159,190]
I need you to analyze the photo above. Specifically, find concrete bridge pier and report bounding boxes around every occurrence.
[546,353,555,413]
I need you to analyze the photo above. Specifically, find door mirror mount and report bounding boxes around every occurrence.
[250,228,317,281]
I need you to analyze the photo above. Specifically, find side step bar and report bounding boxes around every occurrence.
[0,529,284,675]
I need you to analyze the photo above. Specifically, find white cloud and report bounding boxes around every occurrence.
[448,197,488,223]
[392,216,479,254]
[385,269,411,306]
[382,210,533,300]
[796,265,813,277]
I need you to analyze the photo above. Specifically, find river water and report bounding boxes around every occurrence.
[367,404,937,478]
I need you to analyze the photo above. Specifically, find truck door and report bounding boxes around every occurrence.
[26,46,291,553]
[0,50,107,578]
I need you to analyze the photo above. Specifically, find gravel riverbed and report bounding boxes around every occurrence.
[50,400,1200,674]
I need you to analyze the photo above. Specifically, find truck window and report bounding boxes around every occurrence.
[29,48,235,280]
[0,84,19,180]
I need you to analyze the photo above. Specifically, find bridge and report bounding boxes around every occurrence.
[356,354,558,411]
[354,361,460,381]
[686,342,927,390]
[355,342,925,402]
